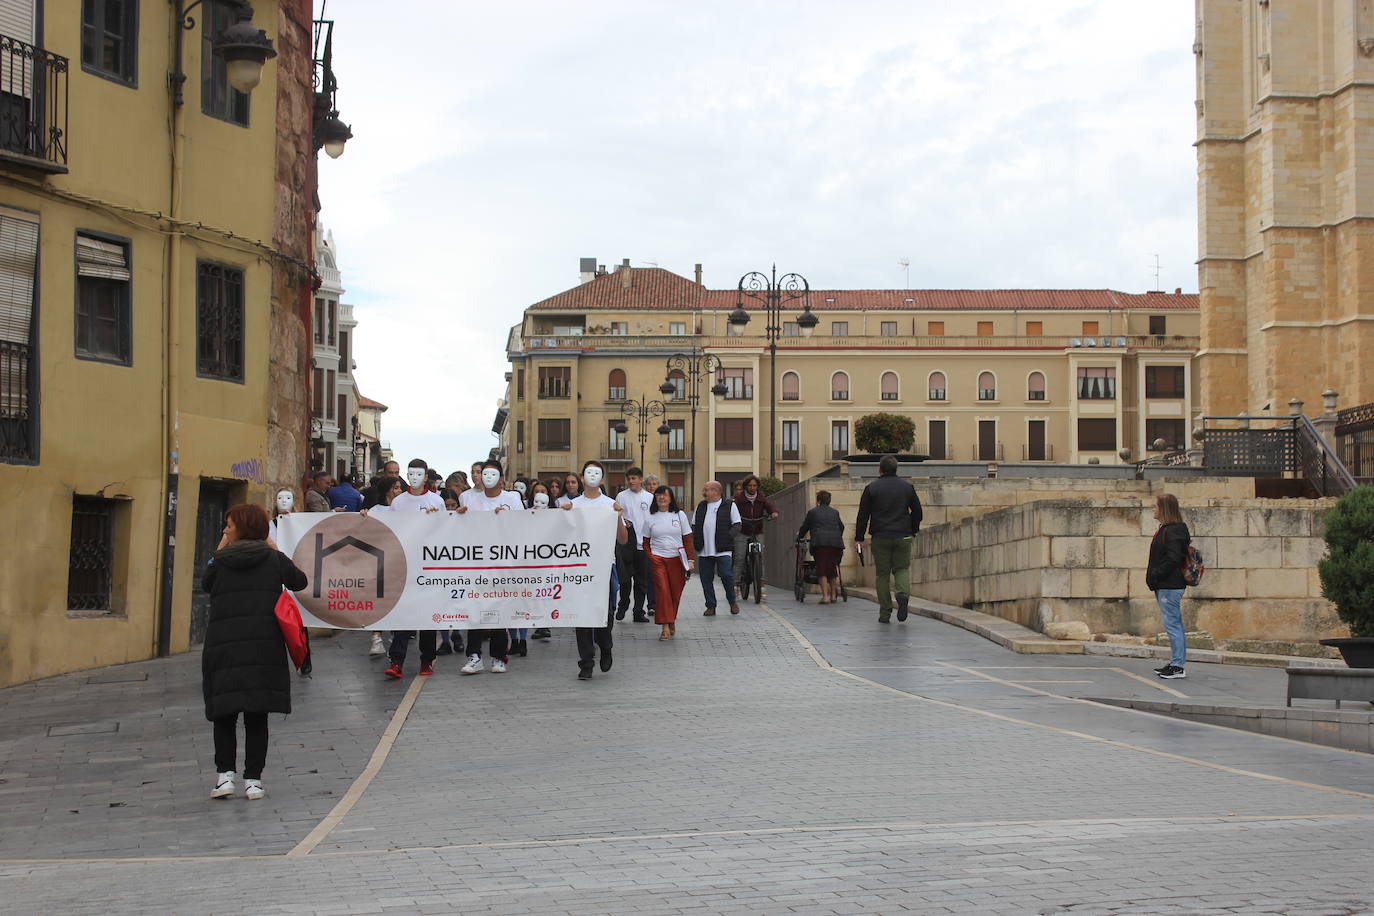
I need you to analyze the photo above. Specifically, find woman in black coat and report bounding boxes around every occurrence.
[1146,492,1191,681]
[797,490,845,604]
[203,503,308,800]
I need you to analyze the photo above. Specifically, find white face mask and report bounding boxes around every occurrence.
[407,468,426,488]
[481,468,501,489]
[583,466,603,488]
[514,480,527,495]
[533,492,550,509]
[276,490,294,513]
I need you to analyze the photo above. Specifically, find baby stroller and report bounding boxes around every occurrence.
[793,538,847,603]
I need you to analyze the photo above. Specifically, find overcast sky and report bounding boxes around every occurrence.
[315,0,1198,475]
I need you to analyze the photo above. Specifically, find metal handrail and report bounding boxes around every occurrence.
[1294,414,1357,496]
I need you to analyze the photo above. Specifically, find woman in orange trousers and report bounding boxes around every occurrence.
[641,486,696,640]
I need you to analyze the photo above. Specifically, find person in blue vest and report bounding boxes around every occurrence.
[692,480,742,616]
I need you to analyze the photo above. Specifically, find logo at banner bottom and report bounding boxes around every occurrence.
[291,513,408,627]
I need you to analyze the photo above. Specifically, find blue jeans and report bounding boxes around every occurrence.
[698,554,736,609]
[1155,588,1186,667]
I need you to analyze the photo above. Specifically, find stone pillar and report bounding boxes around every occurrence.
[1312,388,1340,451]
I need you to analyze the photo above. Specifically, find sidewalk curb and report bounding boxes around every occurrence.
[1087,696,1374,755]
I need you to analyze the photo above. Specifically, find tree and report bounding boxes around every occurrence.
[1317,485,1374,637]
[854,412,915,455]
[757,475,785,495]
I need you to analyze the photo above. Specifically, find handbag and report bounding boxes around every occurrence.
[274,591,309,670]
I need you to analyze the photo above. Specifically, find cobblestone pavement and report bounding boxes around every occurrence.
[2,583,1372,915]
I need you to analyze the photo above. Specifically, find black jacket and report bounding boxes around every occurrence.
[797,505,845,550]
[202,540,309,721]
[693,500,740,554]
[855,475,923,540]
[1146,522,1190,591]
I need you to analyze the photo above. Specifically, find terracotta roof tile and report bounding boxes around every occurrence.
[529,267,704,311]
[356,394,388,410]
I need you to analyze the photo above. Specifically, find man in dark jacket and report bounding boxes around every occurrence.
[854,454,923,623]
[733,474,779,598]
[693,480,742,615]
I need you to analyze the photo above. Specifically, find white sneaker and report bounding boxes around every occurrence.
[211,771,235,799]
[369,633,386,656]
[244,779,265,800]
[460,654,484,675]
[491,658,507,673]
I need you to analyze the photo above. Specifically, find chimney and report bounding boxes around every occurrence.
[694,263,703,284]
[1175,287,1182,295]
[579,257,597,285]
[620,257,632,289]
[597,263,606,276]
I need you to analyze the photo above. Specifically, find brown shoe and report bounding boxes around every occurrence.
[704,607,716,616]
[659,625,671,641]
[729,603,740,615]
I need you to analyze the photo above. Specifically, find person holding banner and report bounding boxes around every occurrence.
[376,462,443,678]
[642,486,695,640]
[455,459,524,674]
[564,459,627,679]
[391,459,445,513]
[360,475,403,657]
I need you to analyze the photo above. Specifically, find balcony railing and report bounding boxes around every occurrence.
[509,332,1200,354]
[1020,444,1054,461]
[971,442,1006,461]
[0,34,68,173]
[778,444,807,463]
[0,339,35,460]
[661,446,690,460]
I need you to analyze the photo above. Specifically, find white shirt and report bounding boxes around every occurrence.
[615,487,654,549]
[389,490,445,513]
[570,492,617,510]
[460,488,524,512]
[642,509,693,558]
[698,499,742,558]
[556,494,575,507]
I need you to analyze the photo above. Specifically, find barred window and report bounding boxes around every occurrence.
[68,496,114,611]
[197,261,244,381]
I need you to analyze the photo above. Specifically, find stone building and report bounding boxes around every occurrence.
[310,227,361,481]
[501,261,1200,497]
[1196,0,1374,415]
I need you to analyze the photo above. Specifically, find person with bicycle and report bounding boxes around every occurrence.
[733,475,779,601]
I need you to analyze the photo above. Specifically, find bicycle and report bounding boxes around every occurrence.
[794,538,848,603]
[734,516,775,605]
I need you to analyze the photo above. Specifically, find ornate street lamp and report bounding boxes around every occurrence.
[312,19,353,159]
[615,396,669,471]
[171,1,276,107]
[661,352,728,496]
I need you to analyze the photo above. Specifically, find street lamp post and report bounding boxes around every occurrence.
[661,352,727,498]
[170,0,277,107]
[614,396,670,472]
[727,265,817,477]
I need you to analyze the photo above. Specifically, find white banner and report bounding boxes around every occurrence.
[275,508,617,630]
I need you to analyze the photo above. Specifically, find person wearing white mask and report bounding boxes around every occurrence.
[389,458,445,514]
[614,467,656,623]
[562,460,628,679]
[268,488,315,675]
[380,460,443,679]
[455,460,523,673]
[528,482,555,642]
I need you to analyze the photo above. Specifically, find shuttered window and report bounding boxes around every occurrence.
[0,205,38,459]
[75,233,132,364]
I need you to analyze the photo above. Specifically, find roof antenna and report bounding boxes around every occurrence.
[1149,254,1161,292]
[898,257,910,289]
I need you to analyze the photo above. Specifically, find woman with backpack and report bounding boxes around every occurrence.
[1146,492,1191,680]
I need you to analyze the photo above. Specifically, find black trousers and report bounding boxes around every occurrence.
[389,630,437,664]
[576,582,617,667]
[616,543,655,614]
[213,711,269,779]
[467,628,509,660]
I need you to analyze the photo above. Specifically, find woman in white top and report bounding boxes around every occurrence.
[641,486,696,641]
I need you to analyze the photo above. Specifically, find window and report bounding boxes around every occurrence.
[781,371,800,401]
[831,321,848,336]
[1082,321,1099,336]
[313,297,325,344]
[327,300,338,346]
[1025,321,1043,336]
[336,394,346,430]
[74,233,132,364]
[1027,419,1047,461]
[1149,315,1167,336]
[196,261,244,381]
[715,417,753,450]
[782,472,799,486]
[665,419,686,456]
[201,0,249,125]
[667,470,685,503]
[82,0,138,85]
[607,368,626,401]
[538,418,571,450]
[338,331,350,374]
[927,371,946,401]
[831,371,849,400]
[880,371,899,401]
[977,420,998,461]
[830,421,849,459]
[717,367,753,399]
[669,321,686,335]
[325,370,336,419]
[1076,366,1116,399]
[1027,371,1046,401]
[68,496,117,611]
[1146,419,1186,450]
[607,420,627,458]
[312,368,323,416]
[516,419,524,452]
[538,366,571,398]
[1077,418,1116,451]
[1145,365,1185,398]
[879,320,897,336]
[977,321,994,336]
[977,371,996,401]
[928,420,946,460]
[609,321,628,335]
[782,321,799,337]
[927,321,944,335]
[516,368,525,399]
[0,206,38,462]
[666,368,686,401]
[781,420,800,460]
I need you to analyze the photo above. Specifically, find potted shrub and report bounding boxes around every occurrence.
[1317,485,1374,667]
[854,412,916,455]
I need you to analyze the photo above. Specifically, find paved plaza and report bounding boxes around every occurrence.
[2,584,1372,915]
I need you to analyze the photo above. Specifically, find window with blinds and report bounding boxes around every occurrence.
[0,205,38,461]
[75,233,132,364]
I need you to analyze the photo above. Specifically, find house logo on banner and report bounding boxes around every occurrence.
[290,513,407,627]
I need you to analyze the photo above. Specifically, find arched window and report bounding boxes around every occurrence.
[978,371,997,401]
[1027,371,1046,401]
[608,368,626,401]
[880,371,899,401]
[781,371,800,401]
[928,371,946,401]
[666,368,686,401]
[831,371,849,400]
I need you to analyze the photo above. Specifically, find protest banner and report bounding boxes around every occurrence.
[275,507,617,630]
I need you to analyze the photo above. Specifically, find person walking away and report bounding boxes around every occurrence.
[733,474,779,599]
[1147,492,1191,680]
[797,490,845,604]
[642,486,695,639]
[326,475,364,512]
[305,470,332,513]
[693,480,742,616]
[203,503,308,800]
[615,467,656,622]
[456,460,524,673]
[562,460,627,678]
[854,455,923,623]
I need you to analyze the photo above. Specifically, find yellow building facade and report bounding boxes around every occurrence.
[502,265,1199,497]
[0,1,311,686]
